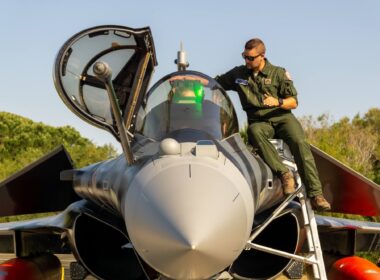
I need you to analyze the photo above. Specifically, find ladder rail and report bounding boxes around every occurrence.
[289,160,327,279]
[246,242,319,265]
[300,191,327,279]
[245,157,328,279]
[248,187,302,243]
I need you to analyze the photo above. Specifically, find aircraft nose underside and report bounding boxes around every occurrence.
[124,140,254,279]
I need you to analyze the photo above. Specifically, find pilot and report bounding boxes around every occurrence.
[215,38,331,211]
[143,78,209,140]
[169,79,204,105]
[168,79,205,120]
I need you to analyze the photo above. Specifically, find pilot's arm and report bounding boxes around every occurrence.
[214,67,239,91]
[263,69,298,110]
[278,69,298,110]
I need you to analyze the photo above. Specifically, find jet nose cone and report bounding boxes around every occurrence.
[124,158,254,280]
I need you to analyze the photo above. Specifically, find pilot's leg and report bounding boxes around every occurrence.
[248,121,295,194]
[274,113,331,210]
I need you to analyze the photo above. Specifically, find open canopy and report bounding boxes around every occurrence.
[53,25,157,140]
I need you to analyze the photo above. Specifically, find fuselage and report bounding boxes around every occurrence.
[68,71,292,279]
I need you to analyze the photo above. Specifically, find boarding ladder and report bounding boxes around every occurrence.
[245,140,328,280]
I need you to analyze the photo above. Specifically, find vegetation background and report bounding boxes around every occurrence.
[0,108,379,262]
[0,111,117,180]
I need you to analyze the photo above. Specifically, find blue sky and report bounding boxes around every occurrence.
[1,1,379,150]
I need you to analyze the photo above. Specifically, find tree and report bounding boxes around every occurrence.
[0,112,117,181]
[299,109,380,185]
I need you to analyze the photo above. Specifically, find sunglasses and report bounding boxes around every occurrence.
[242,53,262,61]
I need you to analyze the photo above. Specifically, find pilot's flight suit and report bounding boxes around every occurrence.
[215,59,323,197]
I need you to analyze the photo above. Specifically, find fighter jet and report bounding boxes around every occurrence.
[0,25,379,280]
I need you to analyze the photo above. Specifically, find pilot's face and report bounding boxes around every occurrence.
[172,88,197,104]
[180,89,196,98]
[242,48,264,71]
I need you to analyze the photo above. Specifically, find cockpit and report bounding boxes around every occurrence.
[135,71,238,142]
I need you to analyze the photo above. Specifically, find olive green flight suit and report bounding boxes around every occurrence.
[215,59,322,197]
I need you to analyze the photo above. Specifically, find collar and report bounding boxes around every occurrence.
[259,58,272,77]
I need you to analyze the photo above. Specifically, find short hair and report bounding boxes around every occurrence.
[245,38,266,54]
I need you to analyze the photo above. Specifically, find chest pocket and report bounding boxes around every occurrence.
[261,81,280,98]
[238,83,262,108]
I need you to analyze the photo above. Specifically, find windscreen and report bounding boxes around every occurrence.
[135,71,238,141]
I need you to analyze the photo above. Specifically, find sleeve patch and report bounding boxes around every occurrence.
[285,71,292,81]
[235,78,248,85]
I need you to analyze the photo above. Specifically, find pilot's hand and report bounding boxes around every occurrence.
[263,94,279,107]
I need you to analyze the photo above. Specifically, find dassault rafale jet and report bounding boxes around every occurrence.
[0,25,379,280]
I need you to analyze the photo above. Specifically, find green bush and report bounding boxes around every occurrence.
[0,112,117,181]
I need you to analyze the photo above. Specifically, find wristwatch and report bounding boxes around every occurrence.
[278,98,284,107]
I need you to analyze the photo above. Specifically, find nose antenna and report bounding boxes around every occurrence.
[175,41,189,71]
